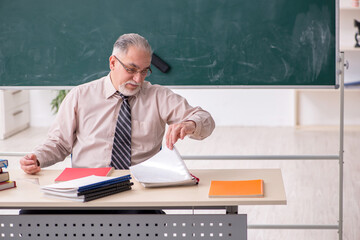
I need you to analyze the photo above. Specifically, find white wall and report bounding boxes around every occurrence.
[172,89,295,126]
[297,90,360,126]
[339,7,360,85]
[29,89,295,127]
[29,90,57,127]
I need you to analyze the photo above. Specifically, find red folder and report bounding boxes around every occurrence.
[55,167,114,182]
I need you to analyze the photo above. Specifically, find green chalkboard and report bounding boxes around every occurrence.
[0,0,336,88]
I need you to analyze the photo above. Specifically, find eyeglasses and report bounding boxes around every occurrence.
[114,55,152,77]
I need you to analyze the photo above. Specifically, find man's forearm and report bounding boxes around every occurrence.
[33,140,71,168]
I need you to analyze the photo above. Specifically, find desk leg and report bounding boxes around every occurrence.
[226,206,238,214]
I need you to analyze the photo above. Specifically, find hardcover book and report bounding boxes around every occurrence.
[0,159,8,168]
[0,172,9,182]
[0,181,16,191]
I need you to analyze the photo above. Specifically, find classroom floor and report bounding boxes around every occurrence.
[1,126,359,240]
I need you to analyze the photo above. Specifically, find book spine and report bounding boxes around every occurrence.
[82,185,132,199]
[78,175,132,192]
[0,172,10,182]
[78,181,133,196]
[84,186,132,202]
[0,159,9,168]
[0,181,16,191]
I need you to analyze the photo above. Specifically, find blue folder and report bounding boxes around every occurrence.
[78,174,132,192]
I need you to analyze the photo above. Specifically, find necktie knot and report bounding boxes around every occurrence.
[118,92,129,101]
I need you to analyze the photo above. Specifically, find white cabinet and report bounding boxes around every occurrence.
[0,90,30,139]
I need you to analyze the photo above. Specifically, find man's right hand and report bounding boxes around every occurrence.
[20,153,41,174]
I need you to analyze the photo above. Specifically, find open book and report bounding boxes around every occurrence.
[130,147,198,188]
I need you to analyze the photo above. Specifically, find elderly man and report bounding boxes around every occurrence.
[20,33,215,174]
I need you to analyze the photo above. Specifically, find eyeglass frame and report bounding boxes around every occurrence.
[113,55,152,77]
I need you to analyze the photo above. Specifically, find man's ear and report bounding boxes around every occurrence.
[109,55,116,70]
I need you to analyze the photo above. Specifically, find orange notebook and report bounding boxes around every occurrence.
[55,167,114,182]
[209,179,264,197]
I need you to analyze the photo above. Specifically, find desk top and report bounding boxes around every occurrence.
[0,169,286,209]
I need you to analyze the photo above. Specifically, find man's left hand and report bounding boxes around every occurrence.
[166,121,196,150]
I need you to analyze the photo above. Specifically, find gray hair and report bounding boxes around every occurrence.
[112,33,152,57]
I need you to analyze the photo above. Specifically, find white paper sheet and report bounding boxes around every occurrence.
[41,175,118,192]
[130,147,196,187]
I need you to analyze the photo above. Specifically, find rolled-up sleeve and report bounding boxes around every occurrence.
[33,89,78,167]
[159,87,215,140]
[185,108,215,140]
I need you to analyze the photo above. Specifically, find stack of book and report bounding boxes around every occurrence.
[41,174,133,202]
[0,159,16,191]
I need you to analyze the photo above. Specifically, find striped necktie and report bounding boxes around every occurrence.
[110,92,132,169]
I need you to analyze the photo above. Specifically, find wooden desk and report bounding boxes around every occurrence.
[0,169,286,240]
[0,169,286,209]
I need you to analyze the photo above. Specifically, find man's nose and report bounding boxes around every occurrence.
[133,72,144,83]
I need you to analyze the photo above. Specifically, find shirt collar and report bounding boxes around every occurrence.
[104,74,117,99]
[104,73,149,99]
